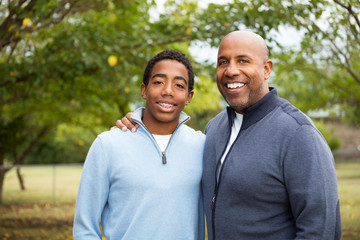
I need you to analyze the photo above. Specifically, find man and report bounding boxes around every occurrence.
[73,50,205,239]
[116,31,341,239]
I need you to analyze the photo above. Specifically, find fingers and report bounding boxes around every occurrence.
[115,119,128,132]
[114,112,139,132]
[121,116,139,132]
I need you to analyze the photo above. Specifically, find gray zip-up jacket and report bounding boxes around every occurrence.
[202,88,341,240]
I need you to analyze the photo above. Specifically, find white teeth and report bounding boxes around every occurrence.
[159,103,174,108]
[227,83,244,89]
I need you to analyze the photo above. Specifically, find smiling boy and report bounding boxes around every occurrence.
[73,50,205,240]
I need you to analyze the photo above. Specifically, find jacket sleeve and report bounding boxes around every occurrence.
[284,125,341,240]
[73,136,110,240]
[198,186,205,240]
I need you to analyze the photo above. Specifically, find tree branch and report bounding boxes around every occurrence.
[309,20,360,85]
[329,38,360,84]
[298,65,358,101]
[334,0,360,29]
[0,94,29,105]
[14,126,49,165]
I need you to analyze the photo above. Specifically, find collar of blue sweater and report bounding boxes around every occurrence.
[131,107,191,128]
[226,87,281,130]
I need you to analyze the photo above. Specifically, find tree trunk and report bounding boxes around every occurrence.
[0,169,4,204]
[0,151,7,203]
[0,125,49,203]
[13,125,49,192]
[16,167,25,190]
[0,167,10,204]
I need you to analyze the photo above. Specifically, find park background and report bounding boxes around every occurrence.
[0,0,359,239]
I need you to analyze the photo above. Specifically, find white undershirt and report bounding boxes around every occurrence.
[220,112,243,164]
[217,112,243,181]
[152,134,172,152]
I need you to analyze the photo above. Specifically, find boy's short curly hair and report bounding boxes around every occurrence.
[143,50,194,92]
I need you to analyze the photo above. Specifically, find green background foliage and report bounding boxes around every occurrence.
[1,0,358,202]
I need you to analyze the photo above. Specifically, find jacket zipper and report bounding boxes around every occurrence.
[211,123,242,240]
[134,116,189,164]
[162,152,166,164]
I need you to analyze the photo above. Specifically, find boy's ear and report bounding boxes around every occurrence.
[140,83,147,100]
[185,90,194,105]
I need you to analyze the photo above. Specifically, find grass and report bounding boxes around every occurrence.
[2,165,82,205]
[1,162,360,239]
[336,162,360,239]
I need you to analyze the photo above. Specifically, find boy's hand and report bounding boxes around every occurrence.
[114,112,139,132]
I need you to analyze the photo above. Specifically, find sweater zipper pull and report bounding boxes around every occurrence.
[162,152,167,164]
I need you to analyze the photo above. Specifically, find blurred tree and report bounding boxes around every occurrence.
[0,0,120,203]
[0,0,224,202]
[0,0,114,202]
[186,0,359,124]
[264,0,360,123]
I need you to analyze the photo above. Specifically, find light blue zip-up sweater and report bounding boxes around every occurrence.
[73,108,206,240]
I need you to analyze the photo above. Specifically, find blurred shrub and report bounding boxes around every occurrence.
[313,119,341,151]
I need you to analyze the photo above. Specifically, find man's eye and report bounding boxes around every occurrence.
[239,59,249,63]
[218,60,228,66]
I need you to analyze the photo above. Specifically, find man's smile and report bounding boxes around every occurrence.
[226,82,245,89]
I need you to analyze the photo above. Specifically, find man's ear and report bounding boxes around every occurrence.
[185,90,194,105]
[140,83,147,100]
[264,59,273,80]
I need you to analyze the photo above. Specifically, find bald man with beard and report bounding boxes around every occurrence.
[115,31,342,240]
[202,30,341,240]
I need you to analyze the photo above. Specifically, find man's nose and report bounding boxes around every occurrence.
[225,62,241,77]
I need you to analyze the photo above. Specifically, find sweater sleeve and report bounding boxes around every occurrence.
[73,136,110,240]
[284,125,341,240]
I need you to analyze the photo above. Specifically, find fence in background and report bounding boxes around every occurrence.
[1,163,83,205]
[333,148,360,162]
[1,148,360,205]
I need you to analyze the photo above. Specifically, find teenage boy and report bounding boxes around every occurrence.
[73,50,205,240]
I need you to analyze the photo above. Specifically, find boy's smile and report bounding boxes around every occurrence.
[141,59,193,135]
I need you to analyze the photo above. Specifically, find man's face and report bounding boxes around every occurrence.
[216,34,272,113]
[141,59,193,131]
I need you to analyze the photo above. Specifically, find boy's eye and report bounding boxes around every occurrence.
[176,84,185,89]
[153,80,163,84]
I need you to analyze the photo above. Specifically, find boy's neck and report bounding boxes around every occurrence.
[142,110,179,135]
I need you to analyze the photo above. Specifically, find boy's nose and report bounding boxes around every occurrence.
[162,83,174,96]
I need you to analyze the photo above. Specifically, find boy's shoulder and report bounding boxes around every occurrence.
[97,128,136,144]
[179,124,206,144]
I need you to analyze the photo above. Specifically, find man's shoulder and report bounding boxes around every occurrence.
[207,109,228,125]
[276,98,314,127]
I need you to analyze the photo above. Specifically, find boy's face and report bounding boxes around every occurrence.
[141,59,193,134]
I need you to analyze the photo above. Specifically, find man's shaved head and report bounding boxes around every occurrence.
[219,30,269,62]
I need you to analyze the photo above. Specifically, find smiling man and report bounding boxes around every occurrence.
[73,50,205,240]
[202,31,341,240]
